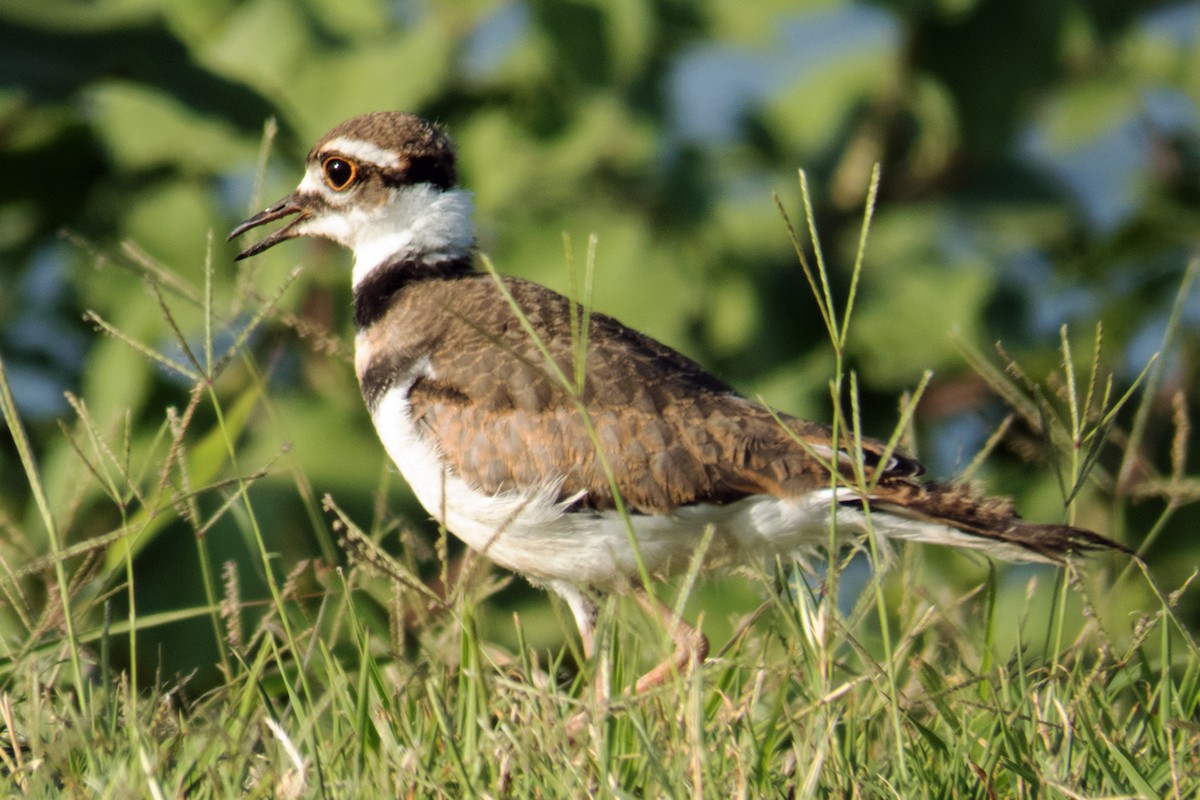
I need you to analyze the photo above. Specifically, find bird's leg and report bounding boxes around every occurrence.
[631,588,709,694]
[553,584,604,738]
[552,582,599,662]
[561,585,709,738]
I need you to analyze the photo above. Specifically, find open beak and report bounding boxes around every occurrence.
[227,194,309,260]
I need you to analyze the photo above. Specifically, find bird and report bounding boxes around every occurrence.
[229,111,1124,701]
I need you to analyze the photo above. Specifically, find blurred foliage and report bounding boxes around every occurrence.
[1,0,1199,686]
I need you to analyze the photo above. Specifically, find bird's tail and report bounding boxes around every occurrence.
[843,481,1129,564]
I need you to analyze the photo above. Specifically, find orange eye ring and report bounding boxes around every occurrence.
[322,157,358,190]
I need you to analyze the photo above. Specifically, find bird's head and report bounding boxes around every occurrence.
[229,112,473,286]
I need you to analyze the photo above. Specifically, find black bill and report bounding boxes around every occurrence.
[227,195,307,260]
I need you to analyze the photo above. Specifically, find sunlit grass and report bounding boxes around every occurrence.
[0,172,1197,797]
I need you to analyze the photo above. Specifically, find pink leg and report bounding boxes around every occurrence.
[562,585,709,738]
[631,588,709,693]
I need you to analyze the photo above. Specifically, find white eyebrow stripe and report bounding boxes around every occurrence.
[319,137,403,169]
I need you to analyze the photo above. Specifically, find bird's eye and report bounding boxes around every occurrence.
[322,157,357,190]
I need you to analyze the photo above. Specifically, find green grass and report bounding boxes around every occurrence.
[1,174,1198,798]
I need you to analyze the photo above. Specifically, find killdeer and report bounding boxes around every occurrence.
[229,111,1123,700]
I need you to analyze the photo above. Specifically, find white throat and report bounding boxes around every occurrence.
[298,183,475,288]
[352,187,475,287]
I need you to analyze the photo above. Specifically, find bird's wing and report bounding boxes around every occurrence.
[404,275,919,514]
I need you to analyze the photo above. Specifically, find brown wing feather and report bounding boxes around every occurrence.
[388,274,902,513]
